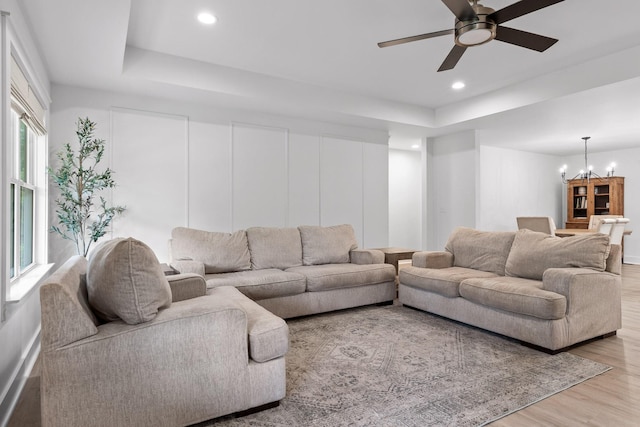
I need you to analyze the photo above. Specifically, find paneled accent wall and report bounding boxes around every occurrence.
[49,96,389,264]
[110,109,188,260]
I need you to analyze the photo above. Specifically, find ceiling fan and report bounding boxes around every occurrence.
[378,0,564,72]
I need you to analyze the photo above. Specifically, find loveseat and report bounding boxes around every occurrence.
[169,224,397,318]
[40,238,288,427]
[399,227,622,352]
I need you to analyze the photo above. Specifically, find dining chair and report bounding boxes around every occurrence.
[595,218,616,236]
[588,214,622,230]
[516,216,556,236]
[609,218,630,245]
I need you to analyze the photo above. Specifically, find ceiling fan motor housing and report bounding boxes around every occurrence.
[455,4,496,47]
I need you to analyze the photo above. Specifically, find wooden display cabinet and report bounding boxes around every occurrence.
[566,176,624,229]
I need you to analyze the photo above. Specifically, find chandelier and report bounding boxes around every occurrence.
[560,137,616,184]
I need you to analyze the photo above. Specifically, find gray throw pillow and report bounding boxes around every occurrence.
[87,238,172,325]
[298,224,358,266]
[505,229,611,280]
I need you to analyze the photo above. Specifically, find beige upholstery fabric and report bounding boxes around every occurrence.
[170,259,205,276]
[212,286,289,363]
[298,224,358,265]
[505,229,611,280]
[606,244,622,275]
[411,251,454,269]
[246,227,303,270]
[460,276,567,320]
[167,274,207,302]
[40,256,288,427]
[349,249,385,265]
[205,269,307,300]
[87,238,172,325]
[445,227,515,275]
[400,266,498,298]
[40,256,98,351]
[171,227,251,273]
[257,282,396,319]
[287,263,395,292]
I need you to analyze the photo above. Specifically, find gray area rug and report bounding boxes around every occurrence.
[209,304,610,426]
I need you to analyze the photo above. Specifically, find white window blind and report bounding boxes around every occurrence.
[10,54,46,135]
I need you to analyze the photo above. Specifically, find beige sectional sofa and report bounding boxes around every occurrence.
[399,227,622,352]
[169,224,397,318]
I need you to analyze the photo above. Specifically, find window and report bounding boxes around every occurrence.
[3,51,51,305]
[9,111,37,280]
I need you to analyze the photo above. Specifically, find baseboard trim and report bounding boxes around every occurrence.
[0,330,41,427]
[623,256,640,265]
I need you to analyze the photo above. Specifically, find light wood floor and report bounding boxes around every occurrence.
[8,265,640,426]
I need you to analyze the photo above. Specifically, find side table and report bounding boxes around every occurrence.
[374,247,417,274]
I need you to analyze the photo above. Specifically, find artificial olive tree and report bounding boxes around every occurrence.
[49,117,125,256]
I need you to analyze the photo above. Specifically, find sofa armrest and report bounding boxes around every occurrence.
[606,244,622,275]
[350,249,385,265]
[412,251,453,269]
[210,286,289,363]
[542,268,621,319]
[167,273,207,302]
[170,259,205,276]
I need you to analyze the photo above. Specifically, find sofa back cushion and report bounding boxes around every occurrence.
[171,227,251,274]
[445,227,516,276]
[87,238,172,325]
[246,227,303,270]
[298,224,358,266]
[505,229,611,280]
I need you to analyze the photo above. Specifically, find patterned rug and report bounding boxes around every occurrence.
[208,304,610,426]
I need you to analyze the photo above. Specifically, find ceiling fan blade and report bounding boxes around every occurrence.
[495,26,558,52]
[489,0,564,25]
[441,0,478,21]
[378,29,453,48]
[438,45,467,72]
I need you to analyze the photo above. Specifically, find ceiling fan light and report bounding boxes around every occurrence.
[455,20,496,47]
[458,28,492,45]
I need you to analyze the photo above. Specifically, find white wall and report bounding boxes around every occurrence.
[0,0,51,423]
[563,146,640,264]
[389,149,422,249]
[426,131,477,250]
[476,143,563,231]
[49,85,391,265]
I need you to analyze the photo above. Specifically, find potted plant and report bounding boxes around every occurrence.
[49,117,125,256]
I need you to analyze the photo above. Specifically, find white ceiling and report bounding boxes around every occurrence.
[18,0,640,154]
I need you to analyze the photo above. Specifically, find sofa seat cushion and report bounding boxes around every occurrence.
[246,227,302,270]
[171,227,251,274]
[209,286,288,363]
[505,229,611,280]
[399,266,498,298]
[205,269,306,300]
[286,263,395,292]
[459,276,567,320]
[445,227,516,276]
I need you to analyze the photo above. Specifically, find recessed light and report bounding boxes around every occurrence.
[451,81,465,90]
[411,144,420,149]
[197,12,217,25]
